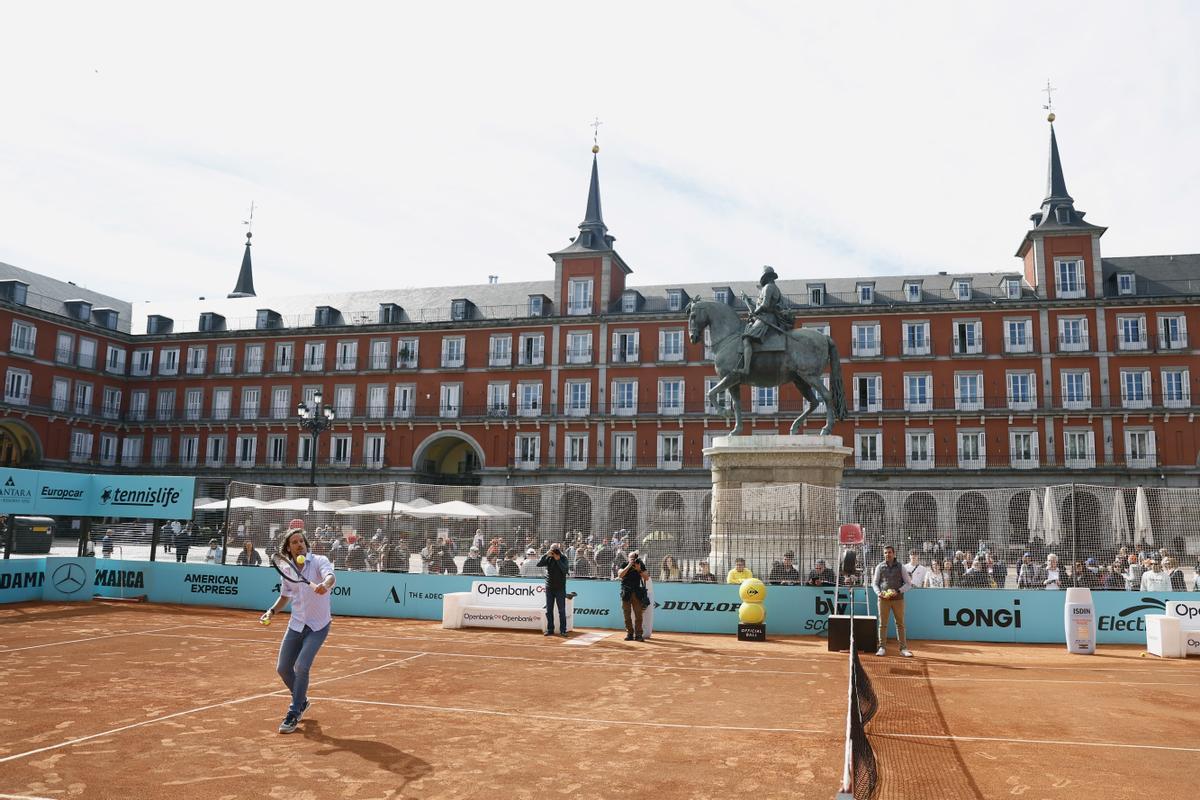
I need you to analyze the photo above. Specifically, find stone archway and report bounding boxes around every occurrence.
[413,432,484,485]
[0,420,42,467]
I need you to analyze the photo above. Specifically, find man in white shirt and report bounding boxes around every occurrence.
[903,550,928,589]
[1140,559,1172,592]
[520,547,545,578]
[261,524,336,734]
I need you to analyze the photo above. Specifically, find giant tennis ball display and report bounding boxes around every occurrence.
[738,578,766,604]
[738,602,766,625]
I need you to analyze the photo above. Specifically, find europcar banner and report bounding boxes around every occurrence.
[0,468,194,519]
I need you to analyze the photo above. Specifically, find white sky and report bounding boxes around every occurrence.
[1,2,1197,303]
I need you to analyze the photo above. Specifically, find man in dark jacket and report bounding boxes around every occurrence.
[768,551,802,585]
[499,549,521,577]
[461,546,484,576]
[537,543,570,637]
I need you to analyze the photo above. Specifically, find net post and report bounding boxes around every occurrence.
[220,482,233,565]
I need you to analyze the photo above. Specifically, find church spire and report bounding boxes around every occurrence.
[549,138,616,256]
[1043,121,1073,208]
[228,204,257,299]
[1026,112,1097,232]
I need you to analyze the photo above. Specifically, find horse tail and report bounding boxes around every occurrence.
[828,336,848,420]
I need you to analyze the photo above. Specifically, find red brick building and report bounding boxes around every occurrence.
[1,121,1197,498]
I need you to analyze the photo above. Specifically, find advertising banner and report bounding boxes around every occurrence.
[41,557,95,603]
[0,468,195,519]
[0,557,46,603]
[0,468,39,513]
[26,470,93,516]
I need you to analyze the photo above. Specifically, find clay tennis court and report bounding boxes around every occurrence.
[0,601,1195,800]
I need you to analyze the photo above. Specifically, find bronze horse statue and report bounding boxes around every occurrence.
[686,298,847,436]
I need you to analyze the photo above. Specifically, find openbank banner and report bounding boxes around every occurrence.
[0,559,1194,646]
[0,468,195,518]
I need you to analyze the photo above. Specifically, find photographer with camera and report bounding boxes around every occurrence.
[536,543,570,638]
[617,549,649,641]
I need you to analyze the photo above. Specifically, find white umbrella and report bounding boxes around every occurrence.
[192,496,216,509]
[1134,486,1155,546]
[474,503,532,519]
[1041,486,1062,547]
[262,497,342,513]
[1110,490,1131,548]
[403,500,494,519]
[195,496,264,510]
[335,500,418,515]
[1026,489,1044,544]
[406,497,434,508]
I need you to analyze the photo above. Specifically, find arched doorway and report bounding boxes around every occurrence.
[0,421,41,467]
[413,433,483,485]
[853,492,887,541]
[607,491,637,536]
[901,492,938,552]
[1060,490,1102,561]
[955,492,990,553]
[1007,492,1031,545]
[560,489,592,538]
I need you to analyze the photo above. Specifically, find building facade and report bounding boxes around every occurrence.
[1,122,1198,501]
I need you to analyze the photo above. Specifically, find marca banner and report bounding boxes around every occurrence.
[0,468,195,519]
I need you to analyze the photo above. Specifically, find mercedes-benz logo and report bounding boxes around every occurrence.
[52,563,86,595]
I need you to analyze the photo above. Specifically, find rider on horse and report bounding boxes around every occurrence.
[738,265,790,377]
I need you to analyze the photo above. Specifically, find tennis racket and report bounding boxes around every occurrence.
[269,553,309,585]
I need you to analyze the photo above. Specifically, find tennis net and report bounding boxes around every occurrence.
[837,602,879,799]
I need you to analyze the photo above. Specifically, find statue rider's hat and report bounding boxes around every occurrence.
[759,265,779,287]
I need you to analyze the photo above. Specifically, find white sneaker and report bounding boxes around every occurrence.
[900,648,913,658]
[875,647,886,657]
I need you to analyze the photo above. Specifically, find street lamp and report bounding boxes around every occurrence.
[297,390,335,486]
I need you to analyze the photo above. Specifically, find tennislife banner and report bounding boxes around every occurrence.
[0,468,195,519]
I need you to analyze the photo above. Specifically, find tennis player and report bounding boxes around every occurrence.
[260,522,336,734]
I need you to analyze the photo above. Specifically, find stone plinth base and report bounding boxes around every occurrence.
[704,434,851,489]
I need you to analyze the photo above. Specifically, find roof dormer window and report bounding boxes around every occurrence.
[1005,278,1022,300]
[667,289,689,312]
[451,299,474,322]
[904,282,922,303]
[712,287,733,305]
[955,279,972,301]
[857,283,874,305]
[0,280,28,306]
[1116,273,1135,296]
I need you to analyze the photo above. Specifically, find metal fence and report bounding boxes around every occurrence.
[66,480,1200,591]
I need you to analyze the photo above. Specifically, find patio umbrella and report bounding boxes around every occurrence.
[262,497,342,513]
[1026,489,1044,544]
[195,496,264,510]
[1109,490,1131,548]
[335,500,418,515]
[1134,486,1155,546]
[403,500,494,519]
[473,503,532,519]
[1041,486,1062,547]
[191,496,216,509]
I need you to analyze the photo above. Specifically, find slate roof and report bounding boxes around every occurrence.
[0,260,132,333]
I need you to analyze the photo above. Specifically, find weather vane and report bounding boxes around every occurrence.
[590,116,603,153]
[243,201,256,237]
[1042,80,1056,122]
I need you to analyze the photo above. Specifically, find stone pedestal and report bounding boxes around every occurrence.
[703,434,851,578]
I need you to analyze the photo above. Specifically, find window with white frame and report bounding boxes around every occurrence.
[270,386,291,419]
[1125,429,1156,468]
[702,431,717,468]
[334,385,354,417]
[101,387,121,419]
[902,321,930,355]
[273,342,293,372]
[1063,429,1095,468]
[215,344,235,373]
[955,280,972,301]
[238,387,259,420]
[441,336,465,368]
[518,333,545,366]
[957,430,985,469]
[4,368,31,405]
[1004,319,1033,353]
[1058,316,1089,351]
[906,431,933,469]
[128,389,147,421]
[393,384,415,418]
[1009,430,1039,468]
[98,433,117,466]
[565,433,588,469]
[703,328,713,360]
[120,435,143,467]
[659,329,684,362]
[236,435,257,468]
[1162,368,1190,408]
[1005,277,1022,300]
[73,382,93,415]
[244,343,264,373]
[105,345,126,374]
[1061,371,1091,410]
[366,385,388,418]
[369,339,389,370]
[1055,259,1085,298]
[186,345,207,374]
[1158,314,1188,350]
[364,434,385,468]
[855,432,881,469]
[854,375,882,413]
[808,285,824,306]
[752,385,778,413]
[566,331,592,363]
[397,337,418,368]
[857,284,874,305]
[952,320,982,354]
[954,372,983,412]
[52,377,69,412]
[489,334,512,366]
[612,432,635,470]
[184,388,203,420]
[852,323,880,357]
[621,292,638,313]
[515,433,540,468]
[1120,369,1151,409]
[335,340,357,370]
[130,348,152,376]
[904,282,922,302]
[70,430,93,463]
[658,378,684,415]
[212,388,231,420]
[329,435,351,466]
[156,389,177,421]
[487,382,509,416]
[55,332,73,364]
[613,380,638,415]
[568,279,593,315]
[440,384,461,418]
[657,432,683,470]
[303,341,326,371]
[1117,315,1147,350]
[297,435,313,467]
[713,288,730,305]
[612,331,639,363]
[1116,273,1135,296]
[527,295,544,317]
[517,382,542,416]
[78,338,98,370]
[179,435,199,468]
[565,380,590,416]
[267,435,287,467]
[9,320,35,355]
[904,373,932,412]
[704,377,726,414]
[1006,372,1037,411]
[668,289,686,312]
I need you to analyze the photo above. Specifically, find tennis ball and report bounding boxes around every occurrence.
[738,578,766,604]
[295,555,306,565]
[739,602,765,624]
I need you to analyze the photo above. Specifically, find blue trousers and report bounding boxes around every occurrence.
[544,589,567,633]
[277,622,330,716]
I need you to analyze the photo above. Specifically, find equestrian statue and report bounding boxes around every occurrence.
[686,265,847,436]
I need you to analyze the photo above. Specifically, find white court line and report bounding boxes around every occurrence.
[308,695,830,736]
[0,794,60,800]
[564,632,609,646]
[0,654,424,766]
[0,625,184,654]
[880,674,1198,688]
[875,731,1200,754]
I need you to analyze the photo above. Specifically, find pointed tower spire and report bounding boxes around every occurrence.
[550,139,616,255]
[1043,122,1073,206]
[582,154,605,229]
[228,203,257,298]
